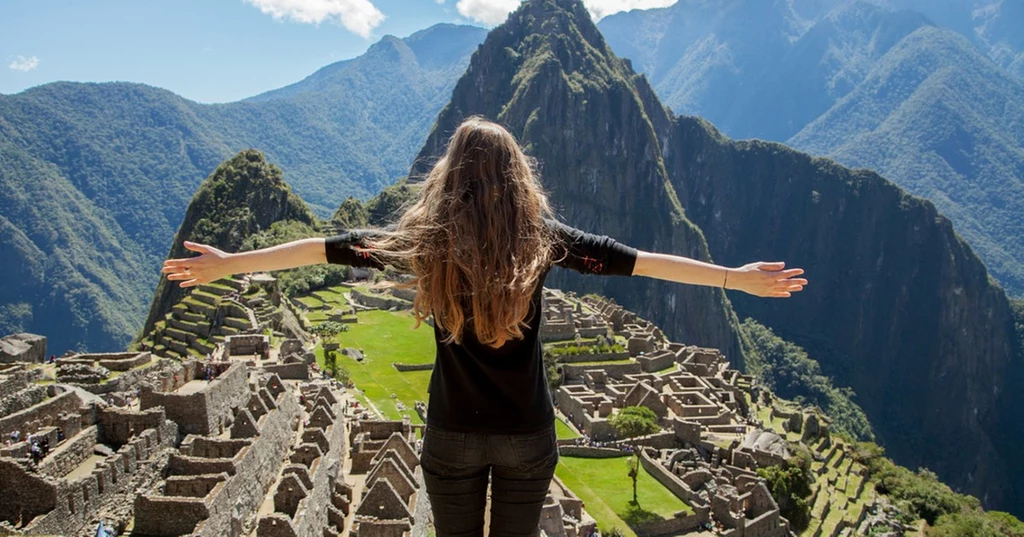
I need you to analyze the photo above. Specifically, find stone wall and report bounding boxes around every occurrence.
[74,356,177,395]
[0,333,46,364]
[392,363,433,372]
[562,362,642,381]
[0,384,48,417]
[350,290,411,311]
[258,394,347,537]
[637,351,676,373]
[37,425,99,478]
[262,363,309,380]
[96,352,152,372]
[0,388,80,440]
[633,509,707,537]
[557,446,625,458]
[554,351,631,364]
[0,365,43,397]
[615,431,678,450]
[133,383,301,537]
[140,362,250,436]
[6,421,177,536]
[98,407,172,447]
[639,450,705,507]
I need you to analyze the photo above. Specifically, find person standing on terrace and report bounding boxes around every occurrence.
[161,116,807,537]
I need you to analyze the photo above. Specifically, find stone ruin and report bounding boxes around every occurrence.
[226,334,271,362]
[539,289,615,343]
[1,348,179,536]
[347,417,429,537]
[550,293,794,536]
[0,333,47,364]
[0,282,886,537]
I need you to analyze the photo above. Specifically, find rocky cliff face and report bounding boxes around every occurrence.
[411,0,1023,512]
[659,116,1020,510]
[410,0,746,366]
[139,150,317,339]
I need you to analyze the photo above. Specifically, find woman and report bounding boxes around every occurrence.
[162,116,807,537]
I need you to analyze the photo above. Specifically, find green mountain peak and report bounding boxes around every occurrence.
[138,149,316,341]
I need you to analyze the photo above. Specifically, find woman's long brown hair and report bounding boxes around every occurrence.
[366,116,557,348]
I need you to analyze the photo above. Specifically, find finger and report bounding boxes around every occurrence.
[183,241,209,254]
[179,278,200,288]
[166,272,194,281]
[163,258,194,267]
[771,291,792,298]
[779,268,804,277]
[757,262,786,271]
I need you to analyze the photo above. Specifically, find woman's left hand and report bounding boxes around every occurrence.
[727,261,807,298]
[161,241,233,288]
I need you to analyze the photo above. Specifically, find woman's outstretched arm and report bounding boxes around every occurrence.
[632,250,807,298]
[162,239,327,288]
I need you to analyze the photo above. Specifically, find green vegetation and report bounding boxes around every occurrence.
[555,417,580,439]
[243,220,349,297]
[330,181,420,229]
[757,455,814,530]
[555,455,692,537]
[609,406,659,441]
[609,406,661,503]
[0,25,486,354]
[930,511,1024,537]
[138,150,318,342]
[313,309,434,423]
[601,4,1024,297]
[548,343,625,357]
[851,442,1024,532]
[740,318,873,441]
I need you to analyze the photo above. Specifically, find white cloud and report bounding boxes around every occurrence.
[9,55,39,72]
[583,0,677,20]
[456,0,520,25]
[454,0,677,26]
[245,0,385,38]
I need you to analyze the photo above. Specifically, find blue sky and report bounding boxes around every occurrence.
[1,0,676,103]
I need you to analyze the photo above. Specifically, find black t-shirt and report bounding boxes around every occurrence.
[324,218,638,433]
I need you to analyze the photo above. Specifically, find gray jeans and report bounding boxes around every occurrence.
[419,423,559,537]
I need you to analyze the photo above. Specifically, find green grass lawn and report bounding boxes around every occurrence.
[567,359,635,366]
[296,296,324,309]
[315,309,435,424]
[555,456,693,537]
[313,285,349,306]
[556,417,580,439]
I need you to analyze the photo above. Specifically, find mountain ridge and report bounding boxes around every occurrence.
[415,0,1023,513]
[598,0,1024,299]
[0,23,487,353]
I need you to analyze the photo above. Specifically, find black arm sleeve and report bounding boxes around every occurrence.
[545,218,638,276]
[324,229,388,270]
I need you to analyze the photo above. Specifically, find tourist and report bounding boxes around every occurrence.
[160,116,807,537]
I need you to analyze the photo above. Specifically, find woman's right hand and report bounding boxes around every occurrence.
[726,261,807,298]
[161,241,233,288]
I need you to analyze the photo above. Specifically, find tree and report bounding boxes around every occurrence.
[311,321,348,378]
[310,321,348,339]
[609,406,660,504]
[757,455,814,530]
